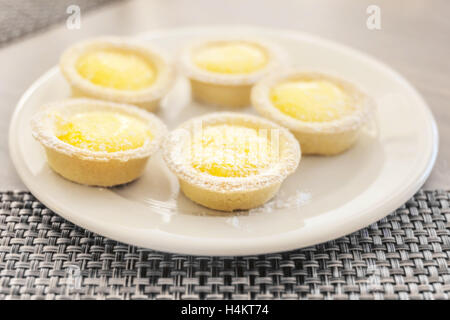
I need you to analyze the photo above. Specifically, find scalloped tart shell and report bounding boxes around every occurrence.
[163,112,301,211]
[60,37,175,112]
[31,98,167,187]
[251,71,375,155]
[179,39,283,108]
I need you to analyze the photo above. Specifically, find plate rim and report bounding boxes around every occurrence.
[9,25,439,255]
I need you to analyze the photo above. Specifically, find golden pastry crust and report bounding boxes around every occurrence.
[163,112,301,211]
[251,71,375,155]
[31,98,167,186]
[179,38,284,108]
[60,37,175,112]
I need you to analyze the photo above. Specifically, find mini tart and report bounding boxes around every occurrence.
[163,112,300,211]
[60,37,175,112]
[179,38,282,108]
[31,98,167,187]
[251,71,375,155]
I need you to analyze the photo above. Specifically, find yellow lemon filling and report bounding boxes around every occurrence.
[76,49,156,90]
[270,80,354,122]
[55,111,152,152]
[190,124,276,177]
[193,42,268,74]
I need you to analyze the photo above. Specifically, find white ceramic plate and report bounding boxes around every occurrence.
[9,26,438,256]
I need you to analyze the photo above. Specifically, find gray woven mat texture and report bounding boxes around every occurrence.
[0,190,449,300]
[0,0,119,47]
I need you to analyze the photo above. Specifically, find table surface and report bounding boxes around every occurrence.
[0,0,449,190]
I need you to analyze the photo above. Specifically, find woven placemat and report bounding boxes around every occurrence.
[0,0,120,47]
[0,190,449,300]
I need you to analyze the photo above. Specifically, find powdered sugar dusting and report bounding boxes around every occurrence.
[31,98,167,162]
[248,190,311,215]
[179,37,285,86]
[252,70,375,134]
[163,112,301,192]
